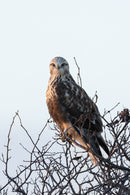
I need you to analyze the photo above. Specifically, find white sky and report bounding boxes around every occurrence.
[0,0,130,192]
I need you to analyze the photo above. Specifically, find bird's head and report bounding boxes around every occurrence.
[49,57,69,76]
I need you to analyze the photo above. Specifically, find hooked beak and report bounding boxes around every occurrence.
[57,64,60,69]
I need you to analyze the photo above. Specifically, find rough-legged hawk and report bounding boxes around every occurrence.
[46,57,109,164]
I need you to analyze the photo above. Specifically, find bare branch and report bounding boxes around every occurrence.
[1,108,130,194]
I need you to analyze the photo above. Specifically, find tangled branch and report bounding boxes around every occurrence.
[0,107,130,194]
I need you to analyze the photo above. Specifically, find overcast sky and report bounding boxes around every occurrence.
[0,0,130,192]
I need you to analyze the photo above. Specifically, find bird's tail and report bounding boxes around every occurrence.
[96,133,109,156]
[82,133,109,165]
[71,126,109,165]
[82,134,102,165]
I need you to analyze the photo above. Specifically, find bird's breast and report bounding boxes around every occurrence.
[46,80,68,127]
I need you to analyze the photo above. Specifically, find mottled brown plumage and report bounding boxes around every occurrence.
[46,57,109,164]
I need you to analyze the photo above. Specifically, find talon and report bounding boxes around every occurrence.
[61,129,69,142]
[61,135,66,142]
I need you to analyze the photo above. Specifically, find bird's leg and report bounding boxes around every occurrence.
[61,130,66,142]
[61,128,69,142]
[61,128,73,143]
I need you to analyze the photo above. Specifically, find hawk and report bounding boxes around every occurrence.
[46,57,109,165]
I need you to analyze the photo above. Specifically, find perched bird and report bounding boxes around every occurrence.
[46,57,109,165]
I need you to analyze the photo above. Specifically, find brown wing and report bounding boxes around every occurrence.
[56,77,103,134]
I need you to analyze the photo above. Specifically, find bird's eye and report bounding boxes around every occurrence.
[61,63,67,67]
[51,63,55,67]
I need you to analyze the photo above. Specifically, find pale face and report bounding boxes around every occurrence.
[49,57,69,76]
